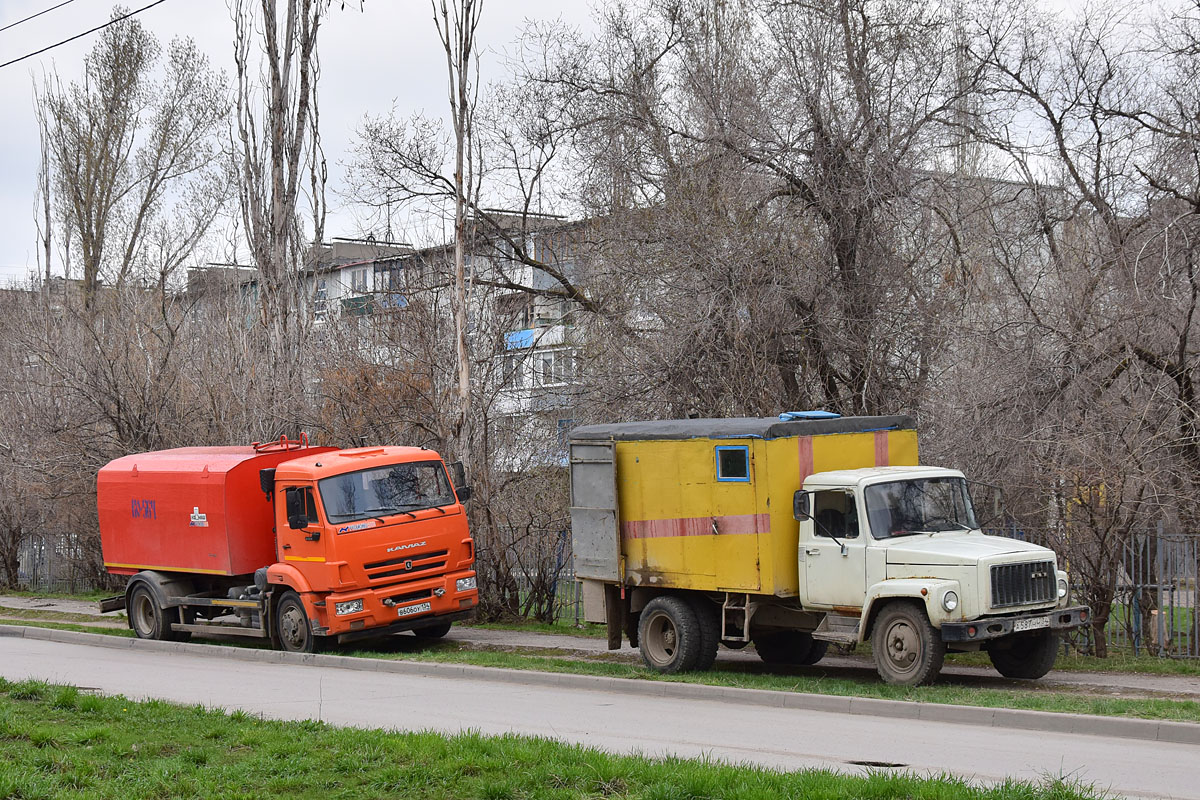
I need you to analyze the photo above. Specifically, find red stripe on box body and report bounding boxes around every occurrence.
[622,513,771,540]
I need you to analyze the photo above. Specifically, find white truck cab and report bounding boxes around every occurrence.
[796,466,1087,684]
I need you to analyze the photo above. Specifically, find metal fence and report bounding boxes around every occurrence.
[992,525,1200,659]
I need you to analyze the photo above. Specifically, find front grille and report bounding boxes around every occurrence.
[991,560,1056,608]
[365,549,448,571]
[364,549,448,584]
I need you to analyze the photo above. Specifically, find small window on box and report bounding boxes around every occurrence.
[715,446,750,482]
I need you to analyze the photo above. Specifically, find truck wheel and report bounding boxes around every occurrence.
[753,631,828,666]
[988,631,1060,679]
[638,596,704,673]
[274,591,315,653]
[413,622,453,639]
[870,601,945,686]
[690,598,721,670]
[128,584,190,642]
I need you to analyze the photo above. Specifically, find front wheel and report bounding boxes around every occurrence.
[273,591,315,653]
[638,596,705,673]
[870,601,945,686]
[988,631,1060,679]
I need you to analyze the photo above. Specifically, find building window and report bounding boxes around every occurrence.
[504,353,526,388]
[351,268,368,294]
[536,349,575,386]
[715,446,750,482]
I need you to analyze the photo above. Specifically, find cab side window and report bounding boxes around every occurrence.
[811,490,859,539]
[301,488,318,522]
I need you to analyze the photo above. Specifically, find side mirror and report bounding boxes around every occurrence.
[793,490,811,521]
[449,460,467,490]
[259,468,276,499]
[285,488,308,530]
[456,485,473,503]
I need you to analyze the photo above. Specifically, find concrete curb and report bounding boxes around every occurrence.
[5,624,1199,745]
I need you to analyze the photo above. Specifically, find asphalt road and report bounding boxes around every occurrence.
[3,635,1198,799]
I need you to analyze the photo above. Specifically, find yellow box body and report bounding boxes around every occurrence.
[615,429,918,596]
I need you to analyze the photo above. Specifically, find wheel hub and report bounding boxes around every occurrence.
[885,621,919,671]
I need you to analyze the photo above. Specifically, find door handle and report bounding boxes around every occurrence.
[805,548,821,556]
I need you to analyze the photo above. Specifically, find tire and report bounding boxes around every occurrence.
[638,596,704,673]
[988,631,1060,679]
[412,621,453,639]
[690,598,721,670]
[127,584,190,642]
[870,601,945,686]
[273,591,315,653]
[753,631,828,666]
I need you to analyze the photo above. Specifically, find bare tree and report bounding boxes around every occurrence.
[231,0,327,356]
[38,10,229,306]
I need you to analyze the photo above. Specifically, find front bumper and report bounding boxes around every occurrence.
[313,568,478,637]
[940,605,1089,643]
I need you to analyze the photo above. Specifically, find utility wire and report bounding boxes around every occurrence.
[0,0,170,71]
[0,0,80,35]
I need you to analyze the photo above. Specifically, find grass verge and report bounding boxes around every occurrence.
[0,678,1112,800]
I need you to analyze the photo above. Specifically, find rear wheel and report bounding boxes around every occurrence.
[988,631,1060,679]
[412,621,453,639]
[753,631,828,666]
[274,591,315,653]
[128,584,189,642]
[638,596,704,673]
[870,601,945,686]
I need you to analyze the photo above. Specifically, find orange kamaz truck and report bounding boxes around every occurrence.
[98,436,478,652]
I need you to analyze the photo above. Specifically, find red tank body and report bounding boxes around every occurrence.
[98,445,336,577]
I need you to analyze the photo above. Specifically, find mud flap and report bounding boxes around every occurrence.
[605,583,626,650]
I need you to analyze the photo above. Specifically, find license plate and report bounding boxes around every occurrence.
[1013,615,1049,632]
[397,601,431,618]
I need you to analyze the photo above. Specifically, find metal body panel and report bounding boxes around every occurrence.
[569,441,620,581]
[99,446,336,577]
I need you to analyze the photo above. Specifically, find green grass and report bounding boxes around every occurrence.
[466,619,608,638]
[0,605,125,624]
[0,620,133,637]
[0,678,1113,800]
[0,589,113,602]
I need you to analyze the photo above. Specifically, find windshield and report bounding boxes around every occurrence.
[319,460,455,524]
[864,477,978,538]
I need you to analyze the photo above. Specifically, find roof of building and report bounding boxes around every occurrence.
[569,414,916,442]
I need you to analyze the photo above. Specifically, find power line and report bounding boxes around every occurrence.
[0,0,170,71]
[0,0,80,35]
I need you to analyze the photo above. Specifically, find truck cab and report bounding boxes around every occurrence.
[796,466,1087,684]
[265,447,478,649]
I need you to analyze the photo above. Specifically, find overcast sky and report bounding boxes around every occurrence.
[0,0,596,284]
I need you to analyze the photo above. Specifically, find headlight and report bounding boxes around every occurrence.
[456,576,477,592]
[335,599,364,616]
[1058,579,1068,599]
[942,591,959,612]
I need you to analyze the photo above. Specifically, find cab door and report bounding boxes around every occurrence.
[277,484,328,575]
[801,489,867,609]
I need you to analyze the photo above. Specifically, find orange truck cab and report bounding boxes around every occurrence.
[98,436,478,652]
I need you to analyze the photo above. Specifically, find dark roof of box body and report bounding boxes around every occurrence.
[569,415,916,442]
